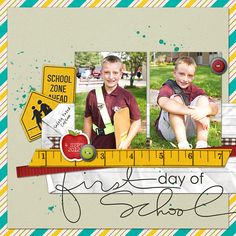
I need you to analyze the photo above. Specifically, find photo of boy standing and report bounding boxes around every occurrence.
[83,55,141,149]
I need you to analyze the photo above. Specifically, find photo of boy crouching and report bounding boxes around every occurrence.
[156,56,218,149]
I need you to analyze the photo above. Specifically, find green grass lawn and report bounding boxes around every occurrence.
[75,92,87,131]
[75,86,147,149]
[150,107,221,149]
[150,64,221,148]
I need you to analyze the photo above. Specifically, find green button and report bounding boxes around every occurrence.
[80,144,96,162]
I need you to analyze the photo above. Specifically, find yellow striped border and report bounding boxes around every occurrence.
[0,0,236,235]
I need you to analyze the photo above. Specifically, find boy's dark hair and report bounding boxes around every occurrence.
[102,55,122,67]
[175,56,197,70]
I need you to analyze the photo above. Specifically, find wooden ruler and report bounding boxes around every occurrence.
[29,148,231,167]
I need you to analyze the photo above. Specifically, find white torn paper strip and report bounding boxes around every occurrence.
[46,157,236,194]
[222,104,236,138]
[46,104,236,194]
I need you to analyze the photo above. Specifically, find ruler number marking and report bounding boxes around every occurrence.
[218,151,223,160]
[188,151,193,159]
[217,151,223,166]
[129,153,134,159]
[41,152,45,159]
[100,152,105,159]
[159,151,164,159]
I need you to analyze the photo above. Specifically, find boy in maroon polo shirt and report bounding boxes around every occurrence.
[157,56,218,149]
[83,55,141,149]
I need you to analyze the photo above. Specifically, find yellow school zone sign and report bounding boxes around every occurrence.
[21,92,59,142]
[43,66,76,103]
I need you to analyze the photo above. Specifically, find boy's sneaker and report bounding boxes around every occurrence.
[178,141,192,149]
[195,140,209,149]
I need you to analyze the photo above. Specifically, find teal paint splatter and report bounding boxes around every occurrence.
[35,66,39,69]
[22,94,27,99]
[142,35,146,38]
[17,51,24,55]
[29,85,36,93]
[10,61,14,65]
[174,47,180,52]
[13,108,16,111]
[159,39,168,46]
[19,102,26,109]
[136,31,140,34]
[63,63,66,66]
[48,205,56,212]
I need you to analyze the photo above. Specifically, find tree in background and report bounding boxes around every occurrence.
[75,52,103,69]
[121,52,146,87]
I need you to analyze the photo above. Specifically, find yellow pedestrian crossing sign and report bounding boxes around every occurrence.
[20,92,59,142]
[43,66,76,103]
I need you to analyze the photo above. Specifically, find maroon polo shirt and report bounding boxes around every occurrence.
[84,85,141,149]
[157,82,207,104]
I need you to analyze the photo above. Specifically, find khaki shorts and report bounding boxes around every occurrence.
[158,95,204,141]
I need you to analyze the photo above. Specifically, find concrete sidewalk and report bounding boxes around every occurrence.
[76,78,146,93]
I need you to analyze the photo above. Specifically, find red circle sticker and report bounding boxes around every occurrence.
[210,57,227,75]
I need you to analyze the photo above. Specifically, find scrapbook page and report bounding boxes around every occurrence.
[1,4,235,235]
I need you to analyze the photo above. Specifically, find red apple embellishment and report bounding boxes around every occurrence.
[60,130,89,161]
